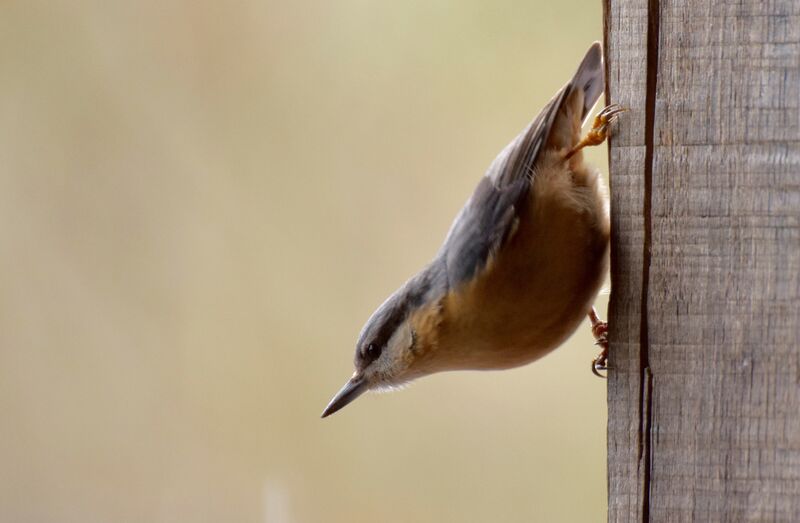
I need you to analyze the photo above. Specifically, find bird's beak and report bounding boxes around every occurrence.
[321,374,368,418]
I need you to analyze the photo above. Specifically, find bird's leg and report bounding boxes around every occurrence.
[565,104,627,160]
[588,307,608,378]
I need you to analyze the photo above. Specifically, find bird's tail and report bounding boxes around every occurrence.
[545,42,605,152]
[487,42,605,186]
[572,42,604,123]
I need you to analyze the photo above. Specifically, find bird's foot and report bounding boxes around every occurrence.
[591,340,608,379]
[566,104,626,159]
[588,308,609,378]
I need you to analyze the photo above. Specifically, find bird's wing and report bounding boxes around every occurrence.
[439,42,604,288]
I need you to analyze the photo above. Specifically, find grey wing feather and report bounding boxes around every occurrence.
[439,42,604,288]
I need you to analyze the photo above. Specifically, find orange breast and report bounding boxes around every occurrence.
[433,155,609,371]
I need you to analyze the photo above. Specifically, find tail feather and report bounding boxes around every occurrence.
[545,43,605,152]
[486,42,605,187]
[572,42,604,122]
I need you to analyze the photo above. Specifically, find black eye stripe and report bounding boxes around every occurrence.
[366,343,382,359]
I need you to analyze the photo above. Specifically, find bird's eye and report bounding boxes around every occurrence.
[366,343,381,359]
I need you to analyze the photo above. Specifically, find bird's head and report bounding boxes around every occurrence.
[321,277,443,418]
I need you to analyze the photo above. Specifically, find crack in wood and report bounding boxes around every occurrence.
[640,0,660,520]
[640,369,654,521]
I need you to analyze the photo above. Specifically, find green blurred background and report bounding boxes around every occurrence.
[0,1,609,521]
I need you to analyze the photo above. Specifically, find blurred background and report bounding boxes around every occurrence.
[0,1,609,521]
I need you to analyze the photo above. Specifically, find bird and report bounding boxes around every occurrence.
[322,42,622,418]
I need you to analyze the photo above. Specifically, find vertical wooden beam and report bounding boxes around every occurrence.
[606,0,800,520]
[605,0,650,520]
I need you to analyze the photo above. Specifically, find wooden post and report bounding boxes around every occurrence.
[605,1,800,520]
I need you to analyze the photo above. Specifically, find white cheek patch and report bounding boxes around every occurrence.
[371,321,413,379]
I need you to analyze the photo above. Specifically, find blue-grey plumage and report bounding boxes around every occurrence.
[323,42,612,418]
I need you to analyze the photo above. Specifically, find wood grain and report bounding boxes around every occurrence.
[605,0,800,520]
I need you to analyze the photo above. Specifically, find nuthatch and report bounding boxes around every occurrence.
[322,42,622,418]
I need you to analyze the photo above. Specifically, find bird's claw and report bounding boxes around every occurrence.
[591,341,608,379]
[588,308,609,379]
[595,103,626,130]
[566,104,627,159]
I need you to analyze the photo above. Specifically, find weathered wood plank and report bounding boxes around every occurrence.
[604,0,650,521]
[607,0,800,521]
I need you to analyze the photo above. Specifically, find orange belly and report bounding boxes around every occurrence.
[435,159,609,371]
